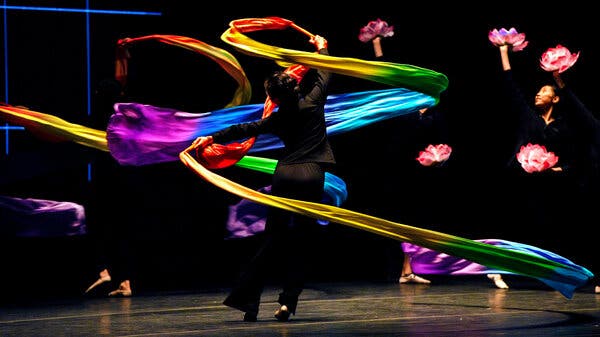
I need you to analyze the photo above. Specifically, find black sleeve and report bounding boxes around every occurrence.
[561,87,600,142]
[501,70,537,131]
[417,108,450,145]
[302,48,331,106]
[211,116,276,144]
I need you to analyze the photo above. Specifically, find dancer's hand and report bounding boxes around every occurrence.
[310,35,327,51]
[552,71,566,89]
[191,136,213,157]
[192,136,213,149]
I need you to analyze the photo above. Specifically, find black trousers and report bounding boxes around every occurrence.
[224,162,325,315]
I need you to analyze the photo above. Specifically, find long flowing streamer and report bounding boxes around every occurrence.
[0,104,108,151]
[402,240,590,292]
[221,17,449,102]
[107,88,434,166]
[180,147,592,299]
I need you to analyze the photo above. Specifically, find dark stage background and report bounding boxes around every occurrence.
[1,2,598,299]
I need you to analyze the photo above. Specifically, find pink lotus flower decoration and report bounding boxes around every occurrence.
[358,18,394,43]
[488,27,528,51]
[416,144,452,167]
[540,44,580,73]
[516,143,559,173]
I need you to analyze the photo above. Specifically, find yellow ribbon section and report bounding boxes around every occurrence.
[221,18,448,101]
[0,105,108,151]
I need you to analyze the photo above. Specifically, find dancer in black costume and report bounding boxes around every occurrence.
[192,34,335,322]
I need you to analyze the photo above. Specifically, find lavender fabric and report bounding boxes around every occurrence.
[0,195,86,237]
[226,185,334,239]
[107,102,213,166]
[226,186,271,239]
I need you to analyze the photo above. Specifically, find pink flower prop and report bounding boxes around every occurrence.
[358,18,394,43]
[540,44,580,73]
[488,27,528,51]
[416,144,452,167]
[516,143,559,173]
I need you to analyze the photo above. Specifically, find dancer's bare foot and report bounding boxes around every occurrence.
[108,280,132,297]
[594,286,599,294]
[487,274,509,289]
[399,273,431,284]
[85,269,112,293]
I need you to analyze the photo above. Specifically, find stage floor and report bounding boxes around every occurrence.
[2,276,599,336]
